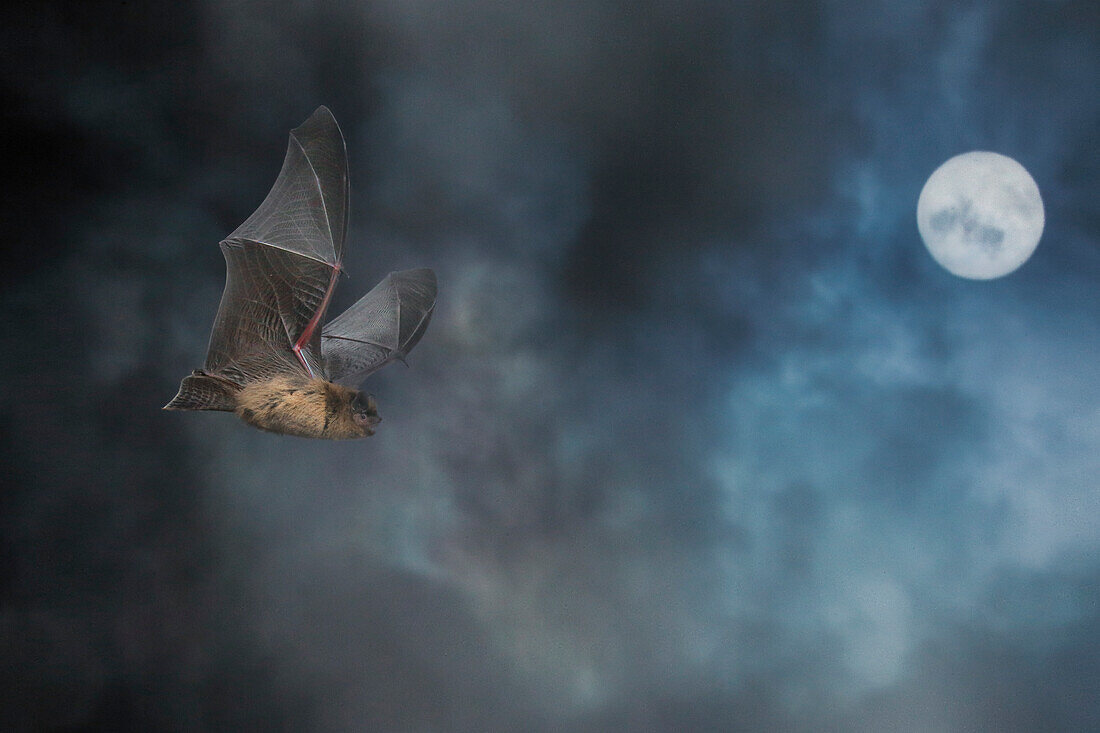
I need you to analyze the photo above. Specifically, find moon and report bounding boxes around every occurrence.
[917,151,1044,279]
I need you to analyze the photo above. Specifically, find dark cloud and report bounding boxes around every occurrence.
[3,0,1099,730]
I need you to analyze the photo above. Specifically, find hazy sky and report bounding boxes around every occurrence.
[3,1,1099,730]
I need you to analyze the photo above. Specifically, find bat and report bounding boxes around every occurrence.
[164,106,436,439]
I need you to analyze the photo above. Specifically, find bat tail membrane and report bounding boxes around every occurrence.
[163,371,240,411]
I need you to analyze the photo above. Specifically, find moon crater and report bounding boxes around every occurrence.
[917,152,1044,280]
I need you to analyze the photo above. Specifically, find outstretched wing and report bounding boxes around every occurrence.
[203,106,349,384]
[322,268,437,386]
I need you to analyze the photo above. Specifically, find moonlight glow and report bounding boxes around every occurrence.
[917,151,1045,280]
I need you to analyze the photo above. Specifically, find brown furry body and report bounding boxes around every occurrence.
[235,375,377,439]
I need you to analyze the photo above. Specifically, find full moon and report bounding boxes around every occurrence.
[917,151,1044,279]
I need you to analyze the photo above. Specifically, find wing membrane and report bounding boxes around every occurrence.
[203,107,348,381]
[226,106,348,266]
[322,268,437,386]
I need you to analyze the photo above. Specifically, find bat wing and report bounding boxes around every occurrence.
[203,106,349,384]
[321,268,437,387]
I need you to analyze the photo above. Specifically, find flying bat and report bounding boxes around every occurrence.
[165,106,436,439]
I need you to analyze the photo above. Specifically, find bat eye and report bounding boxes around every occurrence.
[353,411,380,428]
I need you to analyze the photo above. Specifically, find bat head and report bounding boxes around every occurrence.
[350,391,382,435]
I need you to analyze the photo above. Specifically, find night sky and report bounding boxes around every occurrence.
[3,1,1099,730]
